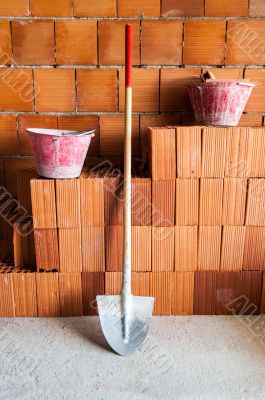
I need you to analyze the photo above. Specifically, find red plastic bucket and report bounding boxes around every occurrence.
[26,128,95,179]
[188,80,255,126]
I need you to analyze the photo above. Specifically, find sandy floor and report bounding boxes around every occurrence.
[0,316,265,399]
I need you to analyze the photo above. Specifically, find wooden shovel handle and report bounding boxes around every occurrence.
[125,24,132,88]
[122,24,132,296]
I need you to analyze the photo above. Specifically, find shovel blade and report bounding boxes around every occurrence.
[96,294,154,356]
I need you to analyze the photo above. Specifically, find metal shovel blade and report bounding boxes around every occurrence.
[96,294,154,356]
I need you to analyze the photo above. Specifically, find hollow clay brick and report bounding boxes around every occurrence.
[220,226,246,271]
[59,272,83,317]
[175,226,197,272]
[171,272,194,315]
[36,272,60,317]
[82,272,105,315]
[12,20,55,65]
[176,126,201,178]
[99,20,140,65]
[82,227,105,272]
[176,179,199,226]
[152,180,175,227]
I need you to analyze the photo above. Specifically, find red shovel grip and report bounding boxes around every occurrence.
[125,24,132,88]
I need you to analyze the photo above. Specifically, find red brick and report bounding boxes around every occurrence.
[0,68,33,111]
[4,158,35,196]
[160,68,201,112]
[148,128,176,180]
[104,176,123,226]
[247,127,265,178]
[131,176,152,226]
[77,69,117,112]
[241,271,262,314]
[82,227,105,272]
[0,0,28,16]
[198,227,221,270]
[175,226,197,272]
[176,179,199,225]
[220,227,245,271]
[201,127,227,178]
[12,272,37,317]
[199,179,223,226]
[118,0,160,16]
[216,272,243,315]
[100,114,139,157]
[74,0,116,17]
[224,127,250,178]
[82,272,105,316]
[152,180,175,227]
[56,20,97,65]
[152,227,175,272]
[12,21,54,65]
[244,70,265,112]
[105,272,122,294]
[34,229,59,272]
[239,114,262,127]
[58,115,99,156]
[31,179,57,228]
[0,21,11,64]
[18,114,58,155]
[141,20,182,65]
[245,179,265,226]
[119,69,159,112]
[184,20,226,65]
[171,272,194,315]
[34,69,75,112]
[0,115,17,155]
[36,272,60,317]
[17,168,37,214]
[140,113,180,145]
[99,20,140,65]
[162,0,204,16]
[243,227,265,270]
[105,226,123,272]
[30,0,73,16]
[56,179,81,228]
[205,0,248,16]
[80,174,104,227]
[249,0,265,16]
[194,271,216,315]
[222,178,247,226]
[227,20,265,65]
[201,68,243,80]
[176,126,201,178]
[132,226,151,271]
[59,228,82,272]
[149,272,171,315]
[59,273,82,317]
[0,273,15,317]
[132,272,150,296]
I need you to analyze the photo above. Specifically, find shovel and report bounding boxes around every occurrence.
[96,24,154,357]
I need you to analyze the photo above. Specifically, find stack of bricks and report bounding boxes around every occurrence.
[1,125,265,317]
[1,0,265,199]
[148,125,265,315]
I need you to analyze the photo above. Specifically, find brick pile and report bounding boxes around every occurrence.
[0,0,265,197]
[1,125,265,317]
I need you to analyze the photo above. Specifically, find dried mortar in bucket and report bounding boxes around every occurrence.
[188,70,256,126]
[26,128,95,179]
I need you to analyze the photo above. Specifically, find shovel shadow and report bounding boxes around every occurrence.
[58,316,113,353]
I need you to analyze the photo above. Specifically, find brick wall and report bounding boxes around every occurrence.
[1,0,265,195]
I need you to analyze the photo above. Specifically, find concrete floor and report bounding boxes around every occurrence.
[0,316,265,399]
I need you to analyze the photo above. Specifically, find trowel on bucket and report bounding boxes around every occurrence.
[96,24,154,357]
